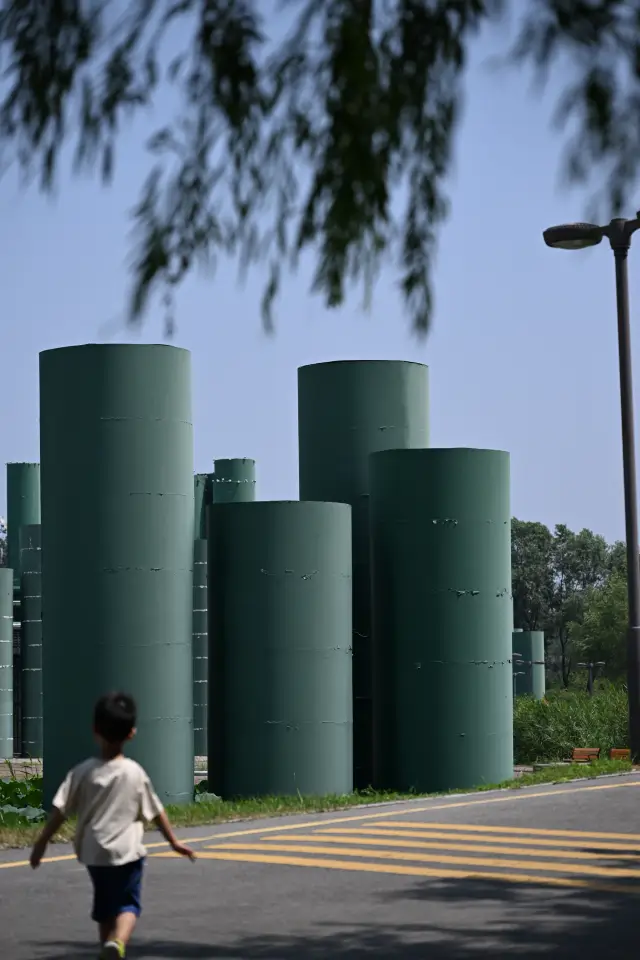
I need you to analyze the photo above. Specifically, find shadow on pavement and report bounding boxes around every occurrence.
[33,875,640,958]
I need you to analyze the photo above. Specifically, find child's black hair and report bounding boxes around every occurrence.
[93,692,137,744]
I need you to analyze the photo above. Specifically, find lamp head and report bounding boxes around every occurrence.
[543,222,604,250]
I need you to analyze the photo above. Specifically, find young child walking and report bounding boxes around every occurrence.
[30,692,195,959]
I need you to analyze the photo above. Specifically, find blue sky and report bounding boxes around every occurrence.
[0,15,636,545]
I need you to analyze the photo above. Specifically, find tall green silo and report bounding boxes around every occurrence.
[194,473,213,539]
[370,448,513,792]
[212,458,256,503]
[20,525,42,758]
[193,538,208,757]
[0,568,13,759]
[297,361,429,788]
[7,463,40,588]
[208,500,352,797]
[40,344,194,806]
[513,631,545,698]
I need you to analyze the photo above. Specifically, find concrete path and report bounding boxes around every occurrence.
[2,774,640,957]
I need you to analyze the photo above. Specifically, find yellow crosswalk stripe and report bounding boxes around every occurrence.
[176,849,640,895]
[373,821,640,842]
[313,826,640,853]
[205,841,640,880]
[261,832,640,862]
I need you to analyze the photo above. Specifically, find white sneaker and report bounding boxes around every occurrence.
[100,942,125,959]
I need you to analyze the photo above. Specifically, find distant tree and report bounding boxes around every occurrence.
[0,517,6,567]
[0,1,636,334]
[570,570,627,682]
[607,539,628,576]
[511,520,622,687]
[511,519,553,631]
[547,525,610,687]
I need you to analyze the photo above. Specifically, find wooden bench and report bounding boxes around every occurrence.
[570,747,601,764]
[609,748,631,761]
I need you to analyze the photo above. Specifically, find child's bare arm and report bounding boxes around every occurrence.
[30,808,66,869]
[153,810,196,860]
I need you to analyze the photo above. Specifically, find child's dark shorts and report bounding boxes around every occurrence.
[86,857,145,923]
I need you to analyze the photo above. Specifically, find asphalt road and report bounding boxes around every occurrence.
[2,773,640,958]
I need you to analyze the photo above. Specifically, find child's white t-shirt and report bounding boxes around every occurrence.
[52,756,164,866]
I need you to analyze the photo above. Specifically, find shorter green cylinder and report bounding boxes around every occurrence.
[208,500,352,797]
[194,474,213,540]
[20,525,42,758]
[7,463,40,588]
[513,631,545,698]
[212,459,256,503]
[193,539,208,757]
[370,448,513,793]
[0,568,13,760]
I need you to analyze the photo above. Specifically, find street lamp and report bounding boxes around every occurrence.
[577,661,606,696]
[543,213,640,758]
[513,671,525,699]
[512,652,546,698]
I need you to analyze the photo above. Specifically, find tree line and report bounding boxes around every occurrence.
[512,520,627,688]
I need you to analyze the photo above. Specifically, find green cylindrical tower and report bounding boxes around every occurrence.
[194,474,213,540]
[370,448,513,793]
[193,474,212,755]
[40,344,194,806]
[6,463,40,588]
[208,500,352,797]
[193,538,208,758]
[0,568,13,759]
[297,360,429,788]
[212,458,256,503]
[513,631,545,698]
[20,525,42,758]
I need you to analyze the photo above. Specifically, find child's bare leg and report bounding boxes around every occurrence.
[99,912,136,947]
[113,911,138,947]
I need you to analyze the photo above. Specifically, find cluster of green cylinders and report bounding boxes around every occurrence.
[512,630,546,698]
[0,348,517,802]
[20,525,42,758]
[297,361,430,788]
[370,448,514,791]
[40,344,194,806]
[208,500,353,797]
[0,569,12,759]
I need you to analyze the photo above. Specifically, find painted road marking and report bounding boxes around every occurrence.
[188,818,640,894]
[153,849,640,896]
[203,840,640,880]
[3,777,640,871]
[375,821,640,842]
[315,827,640,853]
[261,832,640,861]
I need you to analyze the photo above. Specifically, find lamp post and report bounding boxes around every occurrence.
[512,651,546,698]
[543,214,640,758]
[577,661,606,696]
[513,671,525,699]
